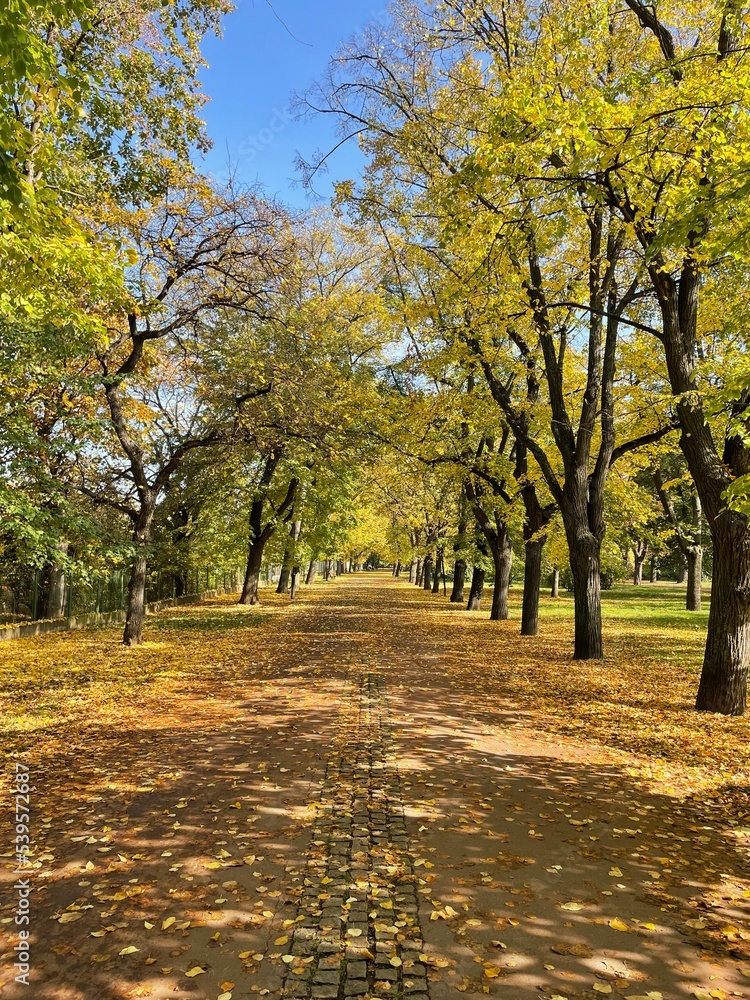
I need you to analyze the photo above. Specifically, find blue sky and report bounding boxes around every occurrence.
[198,0,383,207]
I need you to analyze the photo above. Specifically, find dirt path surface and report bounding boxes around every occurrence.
[2,575,750,1000]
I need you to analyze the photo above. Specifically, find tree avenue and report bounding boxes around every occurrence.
[2,0,750,717]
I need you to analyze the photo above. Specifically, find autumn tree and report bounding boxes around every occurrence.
[309,6,674,654]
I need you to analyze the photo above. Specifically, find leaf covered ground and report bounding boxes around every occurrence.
[0,575,749,1000]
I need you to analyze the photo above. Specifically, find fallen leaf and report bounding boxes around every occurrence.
[609,917,631,932]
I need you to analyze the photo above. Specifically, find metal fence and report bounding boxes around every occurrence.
[0,566,242,626]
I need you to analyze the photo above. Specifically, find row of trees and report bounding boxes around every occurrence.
[300,0,750,714]
[0,1,389,645]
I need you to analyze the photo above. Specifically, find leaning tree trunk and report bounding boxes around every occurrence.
[568,531,603,660]
[686,547,702,612]
[239,538,266,605]
[123,504,155,647]
[306,558,317,586]
[467,566,485,611]
[695,512,750,715]
[422,555,433,591]
[521,536,545,636]
[489,529,513,622]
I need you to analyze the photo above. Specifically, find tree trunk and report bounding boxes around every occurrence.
[650,557,658,583]
[633,541,648,585]
[276,566,291,594]
[123,551,148,646]
[551,567,560,598]
[568,533,603,660]
[395,560,402,577]
[416,558,424,586]
[686,547,702,612]
[451,504,468,603]
[467,566,485,611]
[451,559,467,603]
[431,550,442,594]
[521,537,545,636]
[46,555,68,619]
[239,538,265,605]
[306,558,317,586]
[695,513,750,714]
[422,555,433,591]
[123,503,156,646]
[676,555,688,584]
[489,527,512,621]
[409,558,418,584]
[290,565,302,600]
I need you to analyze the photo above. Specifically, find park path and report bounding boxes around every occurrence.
[2,574,750,1000]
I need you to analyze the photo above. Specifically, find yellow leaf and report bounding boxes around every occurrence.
[484,966,502,978]
[609,918,631,932]
[185,967,206,977]
[273,936,289,946]
[161,917,175,930]
[58,912,82,923]
[560,902,584,911]
[119,946,139,956]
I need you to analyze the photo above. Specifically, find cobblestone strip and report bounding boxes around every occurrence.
[282,673,428,1000]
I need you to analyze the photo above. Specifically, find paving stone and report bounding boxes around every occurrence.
[312,970,340,985]
[280,674,427,1000]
